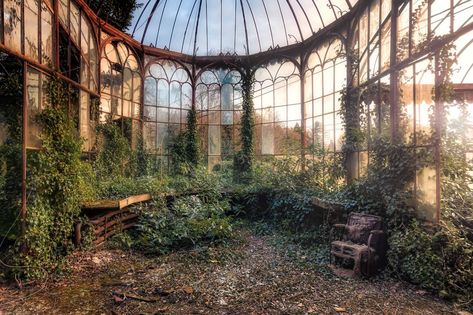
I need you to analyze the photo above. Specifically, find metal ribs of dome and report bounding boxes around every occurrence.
[129,0,358,57]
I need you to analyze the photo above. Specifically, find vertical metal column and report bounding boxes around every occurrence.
[434,52,442,224]
[21,61,28,239]
[300,55,306,170]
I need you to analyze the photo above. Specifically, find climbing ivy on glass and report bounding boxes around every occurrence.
[169,108,201,174]
[94,120,133,179]
[0,54,23,238]
[234,70,255,181]
[186,106,200,167]
[16,76,95,279]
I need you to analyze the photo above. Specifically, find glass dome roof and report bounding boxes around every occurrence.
[129,0,358,56]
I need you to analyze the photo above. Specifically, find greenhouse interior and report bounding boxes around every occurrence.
[0,0,472,313]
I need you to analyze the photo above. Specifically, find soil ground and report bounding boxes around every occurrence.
[0,229,461,315]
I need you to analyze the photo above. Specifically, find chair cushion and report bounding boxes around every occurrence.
[346,213,383,244]
[331,241,374,258]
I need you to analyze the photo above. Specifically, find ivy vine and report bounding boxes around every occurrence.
[234,70,255,182]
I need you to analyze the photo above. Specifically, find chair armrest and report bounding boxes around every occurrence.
[330,224,347,243]
[368,230,386,252]
[370,230,384,235]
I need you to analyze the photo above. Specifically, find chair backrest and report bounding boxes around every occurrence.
[345,212,383,245]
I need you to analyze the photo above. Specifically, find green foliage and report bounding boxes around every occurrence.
[235,147,342,237]
[135,185,233,254]
[186,107,200,167]
[339,138,421,228]
[389,221,473,304]
[16,77,92,279]
[94,120,133,179]
[135,133,154,177]
[169,109,201,174]
[234,71,255,180]
[88,0,142,31]
[243,145,343,195]
[0,54,23,238]
[95,176,167,200]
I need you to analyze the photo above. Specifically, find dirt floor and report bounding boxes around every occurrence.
[0,229,462,315]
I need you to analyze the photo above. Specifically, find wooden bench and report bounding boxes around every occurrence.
[75,193,151,247]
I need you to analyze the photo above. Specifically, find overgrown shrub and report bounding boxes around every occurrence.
[95,176,167,200]
[0,54,23,238]
[339,138,421,228]
[15,77,94,279]
[135,195,233,254]
[389,221,473,304]
[94,121,134,179]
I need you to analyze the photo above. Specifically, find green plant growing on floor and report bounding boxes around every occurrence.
[135,195,233,254]
[135,170,234,254]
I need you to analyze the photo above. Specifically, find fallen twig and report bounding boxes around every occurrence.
[112,291,158,303]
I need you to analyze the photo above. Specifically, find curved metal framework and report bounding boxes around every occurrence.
[100,40,142,146]
[0,0,472,225]
[130,0,356,56]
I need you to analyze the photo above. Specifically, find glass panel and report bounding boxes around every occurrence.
[133,72,141,103]
[324,112,335,152]
[314,116,323,145]
[262,123,274,155]
[70,1,79,45]
[415,59,434,144]
[397,2,410,61]
[156,107,168,122]
[380,19,391,72]
[208,125,221,155]
[431,0,451,37]
[275,106,287,122]
[144,122,157,150]
[399,65,414,142]
[157,80,169,106]
[169,82,181,108]
[100,94,111,113]
[100,59,112,94]
[144,77,157,105]
[123,100,132,118]
[380,75,391,138]
[221,85,233,110]
[169,108,180,123]
[80,91,90,151]
[222,111,233,125]
[411,0,429,52]
[144,105,156,122]
[27,68,41,149]
[25,0,39,61]
[454,0,473,31]
[4,0,22,53]
[123,68,133,101]
[156,123,168,154]
[58,0,68,26]
[41,2,53,66]
[335,111,344,152]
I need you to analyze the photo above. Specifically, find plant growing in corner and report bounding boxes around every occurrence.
[16,76,94,279]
